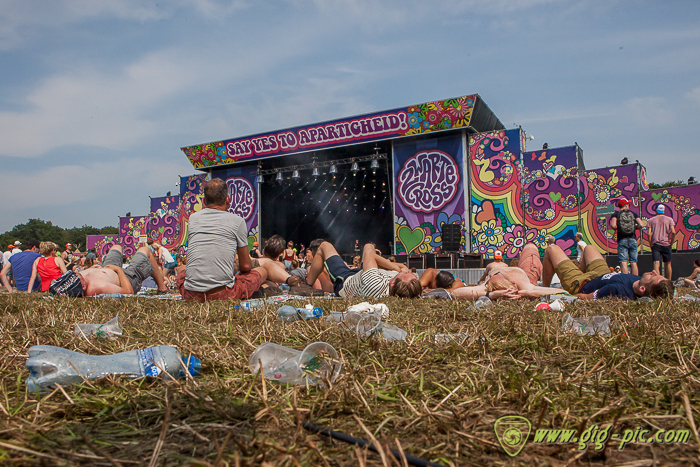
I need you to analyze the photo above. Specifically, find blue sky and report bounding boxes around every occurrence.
[1,0,699,232]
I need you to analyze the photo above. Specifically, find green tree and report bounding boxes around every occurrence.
[648,180,687,190]
[0,219,118,252]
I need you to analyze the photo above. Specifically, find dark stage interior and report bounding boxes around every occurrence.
[259,142,394,255]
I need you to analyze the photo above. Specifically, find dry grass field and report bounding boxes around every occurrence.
[0,289,699,466]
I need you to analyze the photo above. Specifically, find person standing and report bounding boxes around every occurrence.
[646,205,676,280]
[610,198,645,275]
[575,233,587,262]
[283,241,295,270]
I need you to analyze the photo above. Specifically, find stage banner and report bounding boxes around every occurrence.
[119,216,149,260]
[577,164,641,254]
[393,133,465,255]
[171,174,207,253]
[641,184,700,252]
[520,145,582,256]
[85,235,119,259]
[147,195,181,252]
[182,96,476,169]
[211,166,260,251]
[468,128,524,258]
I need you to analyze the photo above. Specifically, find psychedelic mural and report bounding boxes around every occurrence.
[147,195,181,252]
[85,235,119,258]
[468,129,524,258]
[520,146,581,256]
[211,166,260,251]
[577,164,641,255]
[393,134,465,255]
[640,184,700,252]
[174,174,206,253]
[118,216,149,259]
[182,96,477,169]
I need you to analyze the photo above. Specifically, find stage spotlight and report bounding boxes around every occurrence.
[370,159,379,169]
[276,172,283,183]
[292,170,300,180]
[312,167,320,177]
[351,162,359,174]
[329,164,337,174]
[256,173,264,183]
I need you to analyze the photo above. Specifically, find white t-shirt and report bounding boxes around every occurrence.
[2,251,11,264]
[576,240,587,262]
[159,247,175,265]
[340,268,398,298]
[184,208,248,292]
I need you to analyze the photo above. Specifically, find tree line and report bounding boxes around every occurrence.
[0,219,118,252]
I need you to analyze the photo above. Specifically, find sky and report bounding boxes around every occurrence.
[1,0,699,232]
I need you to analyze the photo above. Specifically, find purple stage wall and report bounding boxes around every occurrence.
[118,216,149,260]
[211,166,260,250]
[393,134,465,254]
[640,184,700,252]
[86,235,119,259]
[147,195,181,252]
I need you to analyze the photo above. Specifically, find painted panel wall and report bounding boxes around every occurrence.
[172,174,206,253]
[393,134,465,254]
[118,216,149,259]
[640,184,700,252]
[182,96,476,169]
[147,195,181,252]
[211,166,260,250]
[520,146,581,256]
[468,129,524,258]
[85,235,119,258]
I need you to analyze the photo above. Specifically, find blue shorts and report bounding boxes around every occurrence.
[617,237,638,264]
[324,255,361,296]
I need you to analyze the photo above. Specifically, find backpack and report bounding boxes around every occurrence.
[618,210,636,236]
[49,271,84,297]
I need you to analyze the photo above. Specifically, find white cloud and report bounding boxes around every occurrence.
[687,86,700,106]
[623,97,675,126]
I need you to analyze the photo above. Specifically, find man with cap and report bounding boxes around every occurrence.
[646,204,676,280]
[250,241,261,259]
[610,198,645,275]
[1,239,41,293]
[61,243,74,263]
[477,250,509,285]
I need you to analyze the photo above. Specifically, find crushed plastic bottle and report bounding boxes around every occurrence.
[248,342,341,386]
[25,345,200,393]
[96,293,127,299]
[467,295,492,311]
[434,333,470,344]
[74,316,122,340]
[679,294,700,302]
[562,313,611,336]
[637,296,653,303]
[277,305,324,323]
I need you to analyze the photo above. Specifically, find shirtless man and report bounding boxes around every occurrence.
[419,268,465,292]
[71,244,168,296]
[476,250,508,284]
[453,243,562,300]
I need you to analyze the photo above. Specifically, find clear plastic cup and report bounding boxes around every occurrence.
[248,342,342,387]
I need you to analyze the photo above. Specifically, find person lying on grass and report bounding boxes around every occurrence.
[305,241,422,298]
[419,268,465,292]
[542,243,673,300]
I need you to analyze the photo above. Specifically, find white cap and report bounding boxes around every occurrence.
[656,205,665,214]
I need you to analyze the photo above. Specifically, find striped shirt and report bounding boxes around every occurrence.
[339,268,398,298]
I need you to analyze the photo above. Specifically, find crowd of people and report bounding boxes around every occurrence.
[0,181,689,302]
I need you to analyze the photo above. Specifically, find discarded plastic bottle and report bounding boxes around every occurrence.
[434,333,470,344]
[277,305,323,323]
[679,294,700,302]
[74,316,122,340]
[637,296,653,303]
[249,342,342,386]
[375,322,407,341]
[467,295,492,311]
[25,345,201,393]
[562,313,611,337]
[240,299,266,310]
[97,293,126,299]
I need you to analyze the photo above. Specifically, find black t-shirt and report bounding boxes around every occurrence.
[580,272,640,300]
[610,210,639,239]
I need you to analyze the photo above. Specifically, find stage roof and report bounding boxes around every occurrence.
[181,94,504,170]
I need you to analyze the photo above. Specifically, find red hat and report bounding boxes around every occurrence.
[617,198,629,207]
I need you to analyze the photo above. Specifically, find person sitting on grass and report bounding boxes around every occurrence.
[28,242,68,292]
[542,243,673,300]
[305,241,422,298]
[419,268,465,292]
[676,259,700,289]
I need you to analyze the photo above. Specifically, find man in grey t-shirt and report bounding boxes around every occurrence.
[178,178,300,302]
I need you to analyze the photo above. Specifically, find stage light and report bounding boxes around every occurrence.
[292,170,300,180]
[256,174,264,183]
[312,167,320,177]
[329,164,337,174]
[370,159,379,169]
[351,162,359,173]
[276,172,283,183]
